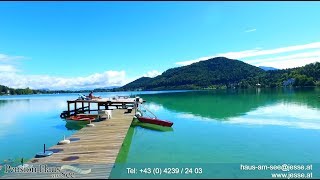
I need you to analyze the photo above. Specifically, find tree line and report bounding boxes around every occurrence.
[1,57,320,95]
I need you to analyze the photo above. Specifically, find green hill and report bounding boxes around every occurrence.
[119,57,320,91]
[120,57,265,90]
[119,77,153,91]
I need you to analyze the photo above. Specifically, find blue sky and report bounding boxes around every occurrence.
[0,2,320,90]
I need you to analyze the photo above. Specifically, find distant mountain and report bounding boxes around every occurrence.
[120,77,152,91]
[118,57,320,90]
[119,57,265,90]
[259,66,279,71]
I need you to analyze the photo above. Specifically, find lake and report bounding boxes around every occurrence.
[1,88,320,178]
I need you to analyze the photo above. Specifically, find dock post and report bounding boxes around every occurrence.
[134,99,137,115]
[82,102,84,112]
[67,102,70,116]
[74,102,77,115]
[88,102,91,114]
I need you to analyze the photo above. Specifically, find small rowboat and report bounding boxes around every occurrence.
[66,115,96,123]
[137,116,173,127]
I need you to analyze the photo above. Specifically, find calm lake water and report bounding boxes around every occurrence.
[1,88,320,178]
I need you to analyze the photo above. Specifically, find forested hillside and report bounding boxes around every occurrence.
[119,57,320,90]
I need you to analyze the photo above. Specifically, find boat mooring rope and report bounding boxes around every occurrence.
[138,104,157,119]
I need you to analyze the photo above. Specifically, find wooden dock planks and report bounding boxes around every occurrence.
[2,109,134,179]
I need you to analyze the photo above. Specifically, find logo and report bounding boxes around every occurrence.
[51,165,91,178]
[60,165,91,174]
[0,162,91,178]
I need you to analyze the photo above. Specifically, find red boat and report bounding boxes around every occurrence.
[66,115,96,123]
[137,116,173,127]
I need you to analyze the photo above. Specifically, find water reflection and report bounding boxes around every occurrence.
[141,88,320,130]
[141,90,276,119]
[0,98,68,137]
[109,89,320,166]
[226,102,320,130]
[141,88,320,120]
[0,96,78,166]
[176,101,320,130]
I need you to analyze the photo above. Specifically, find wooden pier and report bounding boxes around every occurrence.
[2,109,136,179]
[60,97,144,118]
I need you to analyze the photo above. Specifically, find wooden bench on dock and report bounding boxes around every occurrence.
[126,107,133,113]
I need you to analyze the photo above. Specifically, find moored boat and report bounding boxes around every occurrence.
[137,116,173,127]
[66,115,96,123]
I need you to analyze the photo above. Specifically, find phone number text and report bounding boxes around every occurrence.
[126,167,203,175]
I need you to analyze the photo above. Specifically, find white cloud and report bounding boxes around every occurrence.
[143,70,162,78]
[245,28,256,33]
[0,53,164,89]
[254,57,320,69]
[217,42,320,59]
[175,42,320,68]
[247,50,320,64]
[247,50,320,69]
[0,71,127,90]
[0,65,19,73]
[0,53,26,62]
[0,52,131,90]
[0,53,25,73]
[0,52,164,89]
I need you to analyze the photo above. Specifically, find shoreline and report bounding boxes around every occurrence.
[1,86,319,97]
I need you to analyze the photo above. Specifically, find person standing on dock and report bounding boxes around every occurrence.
[88,91,94,99]
[87,91,101,100]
